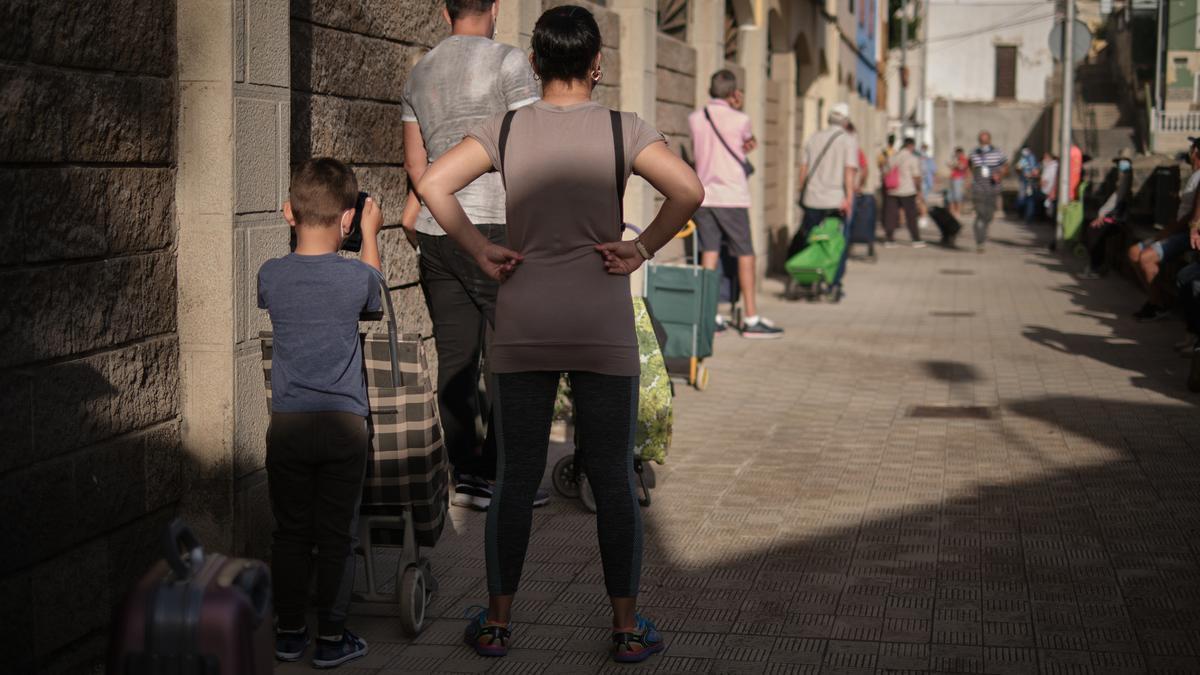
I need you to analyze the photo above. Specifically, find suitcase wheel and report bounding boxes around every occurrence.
[552,455,581,499]
[398,564,431,637]
[579,474,597,514]
[694,365,710,391]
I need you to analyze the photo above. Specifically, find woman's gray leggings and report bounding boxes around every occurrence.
[486,371,642,597]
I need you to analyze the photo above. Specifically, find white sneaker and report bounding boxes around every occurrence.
[911,241,927,249]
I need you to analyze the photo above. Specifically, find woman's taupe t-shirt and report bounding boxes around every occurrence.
[467,100,665,376]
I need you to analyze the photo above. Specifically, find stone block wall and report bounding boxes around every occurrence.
[291,0,447,341]
[656,33,698,162]
[0,1,181,671]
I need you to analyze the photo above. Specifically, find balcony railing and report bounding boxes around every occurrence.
[1151,109,1200,133]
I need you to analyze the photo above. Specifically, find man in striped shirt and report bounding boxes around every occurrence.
[969,131,1008,252]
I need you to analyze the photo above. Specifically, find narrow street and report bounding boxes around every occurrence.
[288,217,1200,674]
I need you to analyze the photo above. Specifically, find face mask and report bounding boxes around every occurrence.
[1118,159,1131,171]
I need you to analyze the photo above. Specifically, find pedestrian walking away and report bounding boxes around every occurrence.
[882,137,924,248]
[688,69,783,337]
[258,159,384,668]
[969,131,1008,252]
[400,0,548,511]
[417,4,704,663]
[795,102,859,301]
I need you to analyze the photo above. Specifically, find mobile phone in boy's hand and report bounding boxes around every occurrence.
[340,191,370,253]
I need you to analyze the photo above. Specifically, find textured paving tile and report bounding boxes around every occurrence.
[277,218,1200,673]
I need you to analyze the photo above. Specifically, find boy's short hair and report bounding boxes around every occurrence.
[446,0,495,20]
[709,70,738,99]
[289,158,358,227]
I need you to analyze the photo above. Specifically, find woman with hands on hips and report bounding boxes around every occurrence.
[415,3,703,666]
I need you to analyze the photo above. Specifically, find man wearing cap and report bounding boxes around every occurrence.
[795,102,860,301]
[1128,137,1200,322]
[969,131,1008,252]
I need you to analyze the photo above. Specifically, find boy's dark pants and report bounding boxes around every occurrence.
[267,411,368,637]
[418,224,505,481]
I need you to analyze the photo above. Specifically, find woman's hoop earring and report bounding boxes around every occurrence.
[591,68,603,83]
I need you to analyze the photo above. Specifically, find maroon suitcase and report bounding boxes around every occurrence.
[108,519,275,674]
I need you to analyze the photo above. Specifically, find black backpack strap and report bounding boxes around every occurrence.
[611,110,625,232]
[498,109,517,188]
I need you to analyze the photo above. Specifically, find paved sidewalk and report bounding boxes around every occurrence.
[283,218,1200,674]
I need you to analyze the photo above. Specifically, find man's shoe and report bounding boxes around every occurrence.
[1189,348,1200,393]
[275,628,309,662]
[742,317,783,340]
[452,475,493,510]
[1177,333,1198,354]
[976,245,986,254]
[883,241,898,249]
[1134,302,1170,322]
[312,631,368,669]
[464,607,511,657]
[1079,266,1102,280]
[714,316,728,333]
[911,241,927,249]
[612,614,666,663]
[828,285,845,303]
[533,487,550,508]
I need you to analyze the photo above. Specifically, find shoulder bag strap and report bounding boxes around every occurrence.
[703,107,746,168]
[611,110,625,232]
[498,109,517,188]
[800,129,844,206]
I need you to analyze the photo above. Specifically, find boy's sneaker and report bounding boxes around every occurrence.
[741,317,783,340]
[275,628,309,662]
[452,475,492,509]
[1134,302,1170,322]
[464,607,511,657]
[312,630,368,669]
[612,614,666,663]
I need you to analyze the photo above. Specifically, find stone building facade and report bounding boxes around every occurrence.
[1,0,885,670]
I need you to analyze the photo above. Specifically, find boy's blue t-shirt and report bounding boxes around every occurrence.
[258,253,382,417]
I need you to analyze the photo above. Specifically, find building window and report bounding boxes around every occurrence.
[658,0,687,40]
[995,45,1017,100]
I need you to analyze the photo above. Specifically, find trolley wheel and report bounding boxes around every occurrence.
[694,365,710,391]
[688,357,698,386]
[398,565,428,636]
[552,455,581,499]
[579,474,597,513]
[642,462,657,489]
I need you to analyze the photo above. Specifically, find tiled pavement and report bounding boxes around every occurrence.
[282,217,1200,674]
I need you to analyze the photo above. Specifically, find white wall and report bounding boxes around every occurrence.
[924,0,1056,103]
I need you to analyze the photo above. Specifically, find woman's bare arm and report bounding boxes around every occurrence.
[596,141,704,275]
[417,138,523,280]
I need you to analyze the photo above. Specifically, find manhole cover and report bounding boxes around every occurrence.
[940,269,976,276]
[930,311,977,317]
[907,405,995,419]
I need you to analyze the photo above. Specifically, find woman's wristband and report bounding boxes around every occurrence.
[633,239,652,260]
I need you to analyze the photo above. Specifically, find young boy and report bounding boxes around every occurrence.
[257,157,382,668]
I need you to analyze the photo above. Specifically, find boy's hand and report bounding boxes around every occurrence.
[360,197,383,237]
[595,240,645,276]
[476,243,523,282]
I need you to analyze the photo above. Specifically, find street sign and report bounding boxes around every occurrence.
[1049,19,1092,64]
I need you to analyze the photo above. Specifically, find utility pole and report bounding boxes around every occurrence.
[918,0,928,145]
[900,0,908,141]
[1056,0,1075,245]
[1154,0,1164,112]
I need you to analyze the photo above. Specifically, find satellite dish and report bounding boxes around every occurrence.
[1049,19,1092,65]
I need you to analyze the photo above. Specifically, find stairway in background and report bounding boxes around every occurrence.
[1072,57,1137,162]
